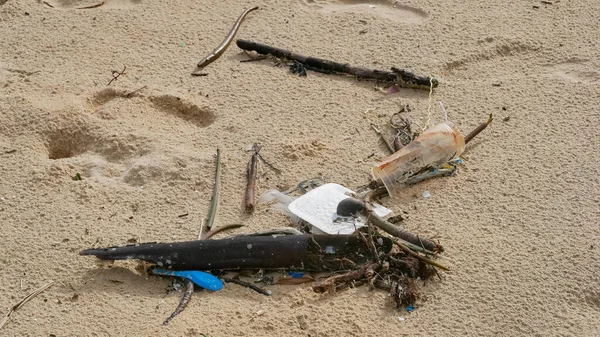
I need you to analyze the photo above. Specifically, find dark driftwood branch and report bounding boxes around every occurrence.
[80,235,393,272]
[236,39,438,90]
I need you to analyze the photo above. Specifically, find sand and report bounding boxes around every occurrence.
[1,0,599,336]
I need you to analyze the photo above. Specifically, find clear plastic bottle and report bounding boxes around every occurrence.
[371,121,465,196]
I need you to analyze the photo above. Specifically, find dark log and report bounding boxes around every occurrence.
[236,39,438,90]
[80,234,393,272]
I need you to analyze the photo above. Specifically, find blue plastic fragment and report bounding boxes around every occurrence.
[288,271,304,278]
[406,306,414,312]
[153,269,223,291]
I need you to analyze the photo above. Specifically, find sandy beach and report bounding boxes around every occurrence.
[1,0,599,336]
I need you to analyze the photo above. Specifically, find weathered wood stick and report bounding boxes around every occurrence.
[244,150,258,213]
[236,39,438,90]
[222,277,271,296]
[162,279,194,326]
[312,262,381,293]
[369,211,442,253]
[464,113,493,144]
[205,148,221,231]
[192,6,259,75]
[80,234,394,272]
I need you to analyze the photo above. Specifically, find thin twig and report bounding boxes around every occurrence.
[1,68,40,76]
[107,66,126,85]
[371,124,395,154]
[465,113,493,144]
[221,278,271,296]
[162,279,194,325]
[366,208,442,253]
[244,146,259,213]
[1,280,54,329]
[125,85,147,98]
[240,56,267,63]
[256,152,282,174]
[76,0,105,9]
[203,224,244,240]
[197,218,206,240]
[205,148,221,232]
[393,241,449,271]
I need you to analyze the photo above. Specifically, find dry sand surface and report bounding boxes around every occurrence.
[1,0,599,336]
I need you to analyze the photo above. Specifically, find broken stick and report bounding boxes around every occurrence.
[1,280,54,329]
[236,39,438,90]
[192,6,259,75]
[244,147,259,213]
[205,148,221,232]
[162,279,194,326]
[464,113,493,144]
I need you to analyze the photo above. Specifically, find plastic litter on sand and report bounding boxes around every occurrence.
[288,183,392,234]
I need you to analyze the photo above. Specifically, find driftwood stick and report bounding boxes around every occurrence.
[465,113,493,144]
[205,148,221,231]
[236,39,437,90]
[244,148,259,213]
[312,262,381,293]
[367,210,442,253]
[203,224,245,240]
[394,241,449,271]
[162,279,194,326]
[1,280,54,329]
[192,6,259,75]
[371,124,395,154]
[222,277,271,296]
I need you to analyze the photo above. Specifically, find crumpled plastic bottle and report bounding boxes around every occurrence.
[371,121,465,196]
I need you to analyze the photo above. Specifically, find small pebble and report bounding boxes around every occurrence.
[422,191,431,198]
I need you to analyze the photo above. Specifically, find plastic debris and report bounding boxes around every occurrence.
[398,317,405,321]
[288,183,392,234]
[371,121,465,196]
[422,190,431,198]
[258,189,301,225]
[406,306,415,312]
[152,269,223,291]
[288,271,304,278]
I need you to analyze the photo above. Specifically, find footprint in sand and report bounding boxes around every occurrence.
[42,0,141,9]
[38,88,215,188]
[442,40,538,73]
[300,0,427,24]
[87,88,216,128]
[546,59,600,84]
